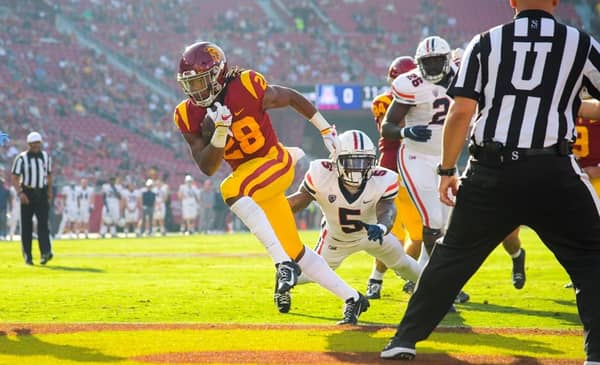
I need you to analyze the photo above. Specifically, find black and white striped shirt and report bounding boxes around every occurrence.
[448,9,600,149]
[11,150,52,189]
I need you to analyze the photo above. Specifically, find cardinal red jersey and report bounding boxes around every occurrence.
[371,91,400,171]
[574,117,600,168]
[173,70,280,170]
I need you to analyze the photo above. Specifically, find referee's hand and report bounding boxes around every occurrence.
[439,175,459,207]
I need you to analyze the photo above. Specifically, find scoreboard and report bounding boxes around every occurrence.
[315,84,389,110]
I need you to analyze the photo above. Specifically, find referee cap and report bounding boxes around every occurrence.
[145,179,154,187]
[185,175,193,182]
[26,131,42,143]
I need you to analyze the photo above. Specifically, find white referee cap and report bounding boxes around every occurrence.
[145,179,154,187]
[185,175,193,182]
[27,131,42,143]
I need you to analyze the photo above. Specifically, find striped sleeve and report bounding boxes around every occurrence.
[11,154,23,175]
[583,36,600,99]
[302,173,317,196]
[381,181,399,200]
[43,151,52,174]
[448,34,482,100]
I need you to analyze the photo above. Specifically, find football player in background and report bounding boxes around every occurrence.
[576,95,600,197]
[76,178,94,239]
[122,181,141,237]
[178,175,199,235]
[286,130,421,322]
[100,176,123,238]
[8,184,20,241]
[366,56,423,300]
[58,181,78,239]
[174,42,368,321]
[153,175,169,236]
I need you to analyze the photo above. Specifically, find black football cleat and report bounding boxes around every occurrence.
[366,279,382,299]
[275,261,301,294]
[512,249,526,289]
[337,293,370,325]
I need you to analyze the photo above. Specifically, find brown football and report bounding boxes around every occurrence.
[201,114,215,143]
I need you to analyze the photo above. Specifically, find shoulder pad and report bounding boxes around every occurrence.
[391,70,433,105]
[239,70,269,100]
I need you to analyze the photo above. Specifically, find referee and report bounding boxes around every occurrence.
[381,0,600,362]
[11,132,54,266]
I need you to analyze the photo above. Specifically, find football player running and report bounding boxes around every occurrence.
[174,42,368,323]
[366,56,424,300]
[285,130,421,319]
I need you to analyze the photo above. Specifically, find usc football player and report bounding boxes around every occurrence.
[577,98,600,196]
[174,42,367,320]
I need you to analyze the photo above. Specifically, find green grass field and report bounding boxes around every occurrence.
[0,228,586,364]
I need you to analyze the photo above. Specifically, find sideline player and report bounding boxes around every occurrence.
[153,175,169,236]
[76,178,94,239]
[178,175,199,235]
[100,176,122,238]
[122,181,140,237]
[173,42,368,323]
[366,56,423,299]
[285,130,421,315]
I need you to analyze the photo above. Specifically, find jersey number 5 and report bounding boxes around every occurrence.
[339,208,363,233]
[224,116,266,159]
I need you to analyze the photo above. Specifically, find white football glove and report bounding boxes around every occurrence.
[206,102,232,148]
[321,125,341,159]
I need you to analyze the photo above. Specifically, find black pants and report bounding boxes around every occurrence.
[21,189,52,261]
[140,206,153,234]
[393,155,600,360]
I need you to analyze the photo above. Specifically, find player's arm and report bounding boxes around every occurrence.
[375,198,396,234]
[579,99,600,120]
[263,84,339,156]
[286,186,315,214]
[381,100,411,140]
[181,130,223,177]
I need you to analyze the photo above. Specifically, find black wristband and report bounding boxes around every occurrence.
[437,164,457,176]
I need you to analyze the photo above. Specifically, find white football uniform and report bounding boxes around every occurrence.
[179,184,198,220]
[101,183,122,224]
[153,184,168,220]
[76,186,94,223]
[391,66,458,230]
[302,159,420,282]
[123,189,140,223]
[8,186,20,236]
[62,185,79,222]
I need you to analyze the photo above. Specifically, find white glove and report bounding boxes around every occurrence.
[206,102,232,148]
[321,125,341,159]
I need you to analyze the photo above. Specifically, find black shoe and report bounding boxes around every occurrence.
[25,259,33,266]
[337,293,369,325]
[402,281,415,295]
[366,279,382,299]
[512,249,526,289]
[380,337,416,360]
[564,282,574,289]
[274,291,291,313]
[454,290,470,304]
[275,261,301,294]
[448,304,458,313]
[40,253,53,265]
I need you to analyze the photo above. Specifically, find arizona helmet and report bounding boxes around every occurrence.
[335,130,377,187]
[415,36,452,83]
[177,42,228,107]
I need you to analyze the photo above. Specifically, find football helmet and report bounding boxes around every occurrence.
[335,130,377,187]
[415,36,452,83]
[387,56,416,83]
[177,42,228,107]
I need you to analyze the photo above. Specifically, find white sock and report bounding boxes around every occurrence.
[369,263,385,281]
[417,242,430,269]
[510,248,522,259]
[110,226,116,235]
[230,197,289,264]
[297,248,358,301]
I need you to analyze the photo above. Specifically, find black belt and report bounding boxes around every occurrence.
[22,186,47,191]
[470,141,571,167]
